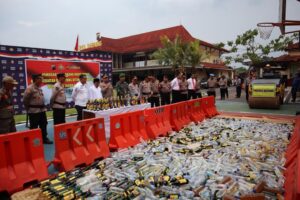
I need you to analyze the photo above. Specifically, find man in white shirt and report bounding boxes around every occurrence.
[187,74,197,100]
[89,78,103,100]
[171,72,182,103]
[71,74,89,120]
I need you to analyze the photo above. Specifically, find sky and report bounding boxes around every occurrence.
[0,0,299,51]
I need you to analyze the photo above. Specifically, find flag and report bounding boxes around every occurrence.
[74,35,79,51]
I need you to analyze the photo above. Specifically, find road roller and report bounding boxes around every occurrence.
[248,68,285,109]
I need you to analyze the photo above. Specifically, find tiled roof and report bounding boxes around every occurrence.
[286,42,300,51]
[274,54,300,62]
[201,62,230,70]
[81,25,229,53]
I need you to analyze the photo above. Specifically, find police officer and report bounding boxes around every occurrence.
[100,74,113,99]
[115,73,129,99]
[0,76,18,134]
[139,76,151,102]
[159,75,171,105]
[207,74,217,97]
[50,73,66,125]
[149,76,160,107]
[23,74,53,144]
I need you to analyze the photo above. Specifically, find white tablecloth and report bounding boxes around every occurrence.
[83,103,151,139]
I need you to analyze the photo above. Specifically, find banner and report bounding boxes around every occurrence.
[25,60,100,105]
[0,44,112,114]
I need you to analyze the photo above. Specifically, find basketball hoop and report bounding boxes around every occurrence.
[257,23,274,40]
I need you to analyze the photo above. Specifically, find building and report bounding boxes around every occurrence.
[274,42,300,78]
[251,42,300,86]
[81,25,233,83]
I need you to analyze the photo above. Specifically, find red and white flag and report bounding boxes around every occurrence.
[74,35,79,51]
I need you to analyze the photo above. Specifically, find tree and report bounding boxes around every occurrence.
[152,35,187,72]
[152,35,208,73]
[185,40,208,73]
[217,29,299,66]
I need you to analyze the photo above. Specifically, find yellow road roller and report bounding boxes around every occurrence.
[248,78,285,109]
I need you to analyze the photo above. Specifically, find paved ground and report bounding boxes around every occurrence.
[15,86,299,174]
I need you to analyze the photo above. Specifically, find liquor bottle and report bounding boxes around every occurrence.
[86,100,91,110]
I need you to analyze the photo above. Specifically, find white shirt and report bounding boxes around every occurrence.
[171,78,180,90]
[71,82,89,107]
[88,85,103,100]
[187,78,196,90]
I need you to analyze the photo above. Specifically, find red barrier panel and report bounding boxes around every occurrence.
[201,96,219,117]
[284,116,300,200]
[109,110,150,149]
[145,105,172,139]
[109,113,138,149]
[170,102,191,132]
[188,98,205,123]
[53,118,110,171]
[0,129,48,194]
[128,110,150,141]
[285,116,300,168]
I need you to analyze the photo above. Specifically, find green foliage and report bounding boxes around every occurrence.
[152,35,208,72]
[185,40,208,68]
[217,29,298,66]
[235,67,248,74]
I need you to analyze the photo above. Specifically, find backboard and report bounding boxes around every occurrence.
[278,0,286,34]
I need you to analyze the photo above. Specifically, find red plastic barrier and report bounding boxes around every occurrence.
[109,110,150,149]
[201,96,219,117]
[188,98,205,123]
[285,116,300,168]
[0,129,48,194]
[284,116,300,200]
[53,118,110,171]
[170,102,191,132]
[285,149,300,200]
[145,105,172,139]
[128,110,150,141]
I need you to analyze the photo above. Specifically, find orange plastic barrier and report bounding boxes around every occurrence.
[109,110,149,149]
[0,129,48,194]
[201,96,219,117]
[285,116,300,168]
[128,110,150,141]
[170,102,191,132]
[144,105,172,139]
[284,149,300,200]
[188,98,205,123]
[53,118,110,171]
[284,116,300,200]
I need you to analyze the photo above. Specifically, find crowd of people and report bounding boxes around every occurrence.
[4,69,298,144]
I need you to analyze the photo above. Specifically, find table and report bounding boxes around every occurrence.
[83,103,151,139]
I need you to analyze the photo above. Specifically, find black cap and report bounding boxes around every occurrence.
[57,73,66,78]
[32,74,42,80]
[93,78,100,83]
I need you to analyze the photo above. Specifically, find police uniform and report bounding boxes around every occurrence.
[100,82,113,99]
[150,80,160,107]
[207,77,217,97]
[218,78,227,100]
[179,79,188,101]
[23,75,52,144]
[0,76,17,134]
[139,80,151,101]
[50,77,66,125]
[195,79,202,98]
[128,83,140,97]
[159,80,171,105]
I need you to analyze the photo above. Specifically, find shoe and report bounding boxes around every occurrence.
[43,138,53,144]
